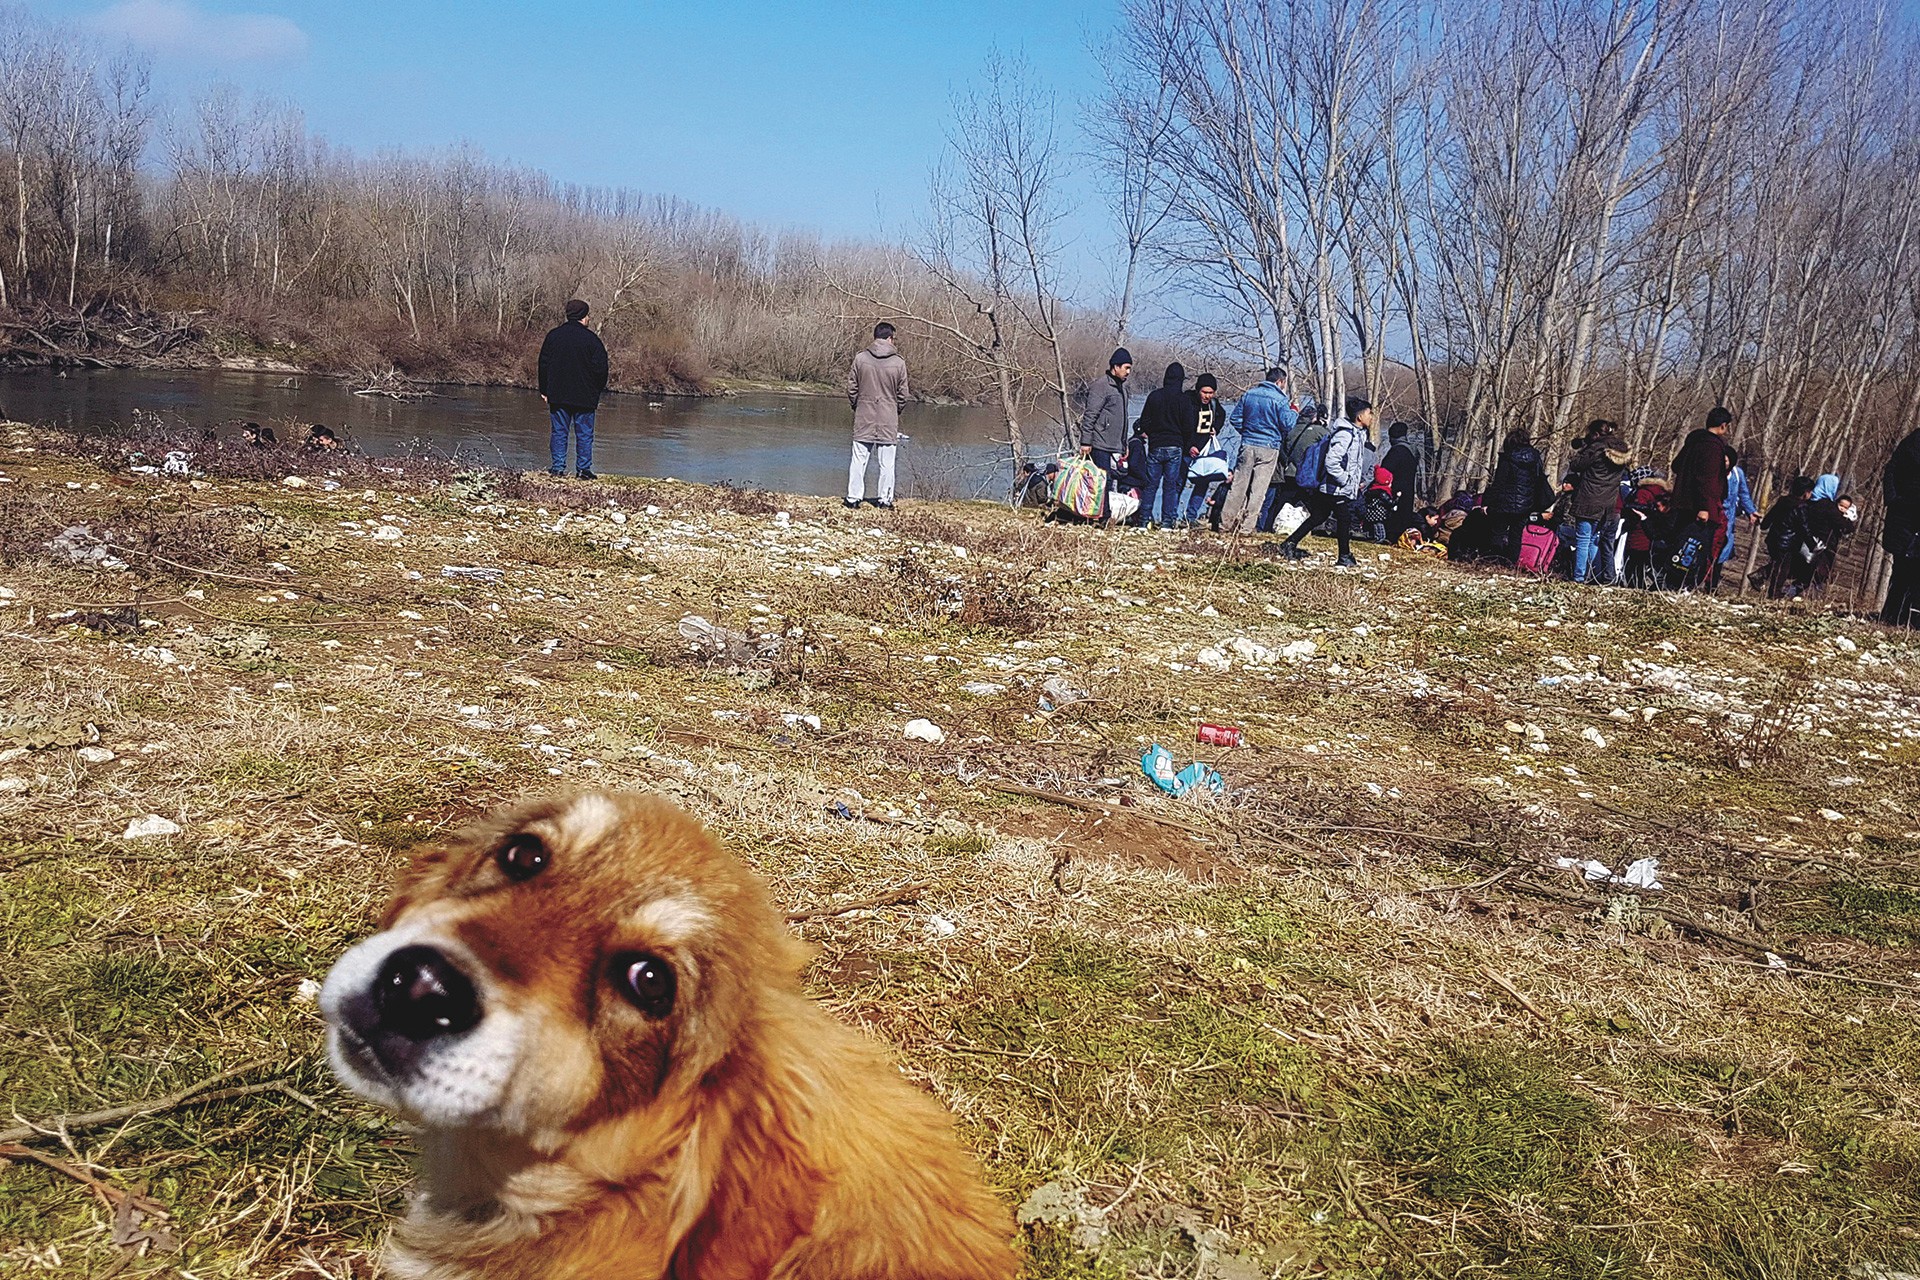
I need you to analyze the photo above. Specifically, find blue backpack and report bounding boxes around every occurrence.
[1295,434,1330,491]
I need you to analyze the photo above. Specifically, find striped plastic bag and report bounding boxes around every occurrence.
[1048,457,1109,520]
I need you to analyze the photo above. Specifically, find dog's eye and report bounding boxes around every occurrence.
[496,834,549,882]
[613,952,676,1018]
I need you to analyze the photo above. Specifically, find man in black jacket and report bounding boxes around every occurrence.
[538,299,611,479]
[1133,362,1196,527]
[1380,421,1419,539]
[1884,427,1920,627]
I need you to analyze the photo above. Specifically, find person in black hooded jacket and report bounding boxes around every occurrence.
[1484,428,1553,564]
[1883,427,1920,626]
[1133,362,1196,528]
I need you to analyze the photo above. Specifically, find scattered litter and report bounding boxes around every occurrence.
[1280,639,1317,662]
[281,475,308,488]
[1197,723,1245,748]
[123,814,182,840]
[1621,857,1664,890]
[924,914,958,940]
[46,525,127,570]
[826,801,857,821]
[1196,647,1231,670]
[1556,855,1665,891]
[903,718,946,744]
[1818,808,1845,822]
[295,978,323,1003]
[1765,951,1789,969]
[1039,675,1088,710]
[1142,744,1225,798]
[441,565,504,582]
[0,777,27,793]
[1581,726,1608,749]
[1555,856,1614,883]
[372,525,404,541]
[76,746,116,764]
[781,713,822,732]
[962,681,1007,697]
[678,614,778,664]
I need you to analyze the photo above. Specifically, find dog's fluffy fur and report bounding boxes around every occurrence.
[320,791,1017,1279]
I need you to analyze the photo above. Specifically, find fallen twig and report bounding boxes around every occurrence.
[1479,964,1553,1024]
[1715,959,1920,996]
[0,1143,170,1220]
[1417,865,1523,895]
[1507,877,1800,962]
[0,1060,297,1145]
[784,882,929,923]
[980,780,1204,834]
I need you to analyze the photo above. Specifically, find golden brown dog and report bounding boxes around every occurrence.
[320,790,1017,1279]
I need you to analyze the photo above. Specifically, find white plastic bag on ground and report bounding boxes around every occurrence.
[1272,502,1312,539]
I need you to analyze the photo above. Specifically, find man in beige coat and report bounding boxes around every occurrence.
[847,322,909,509]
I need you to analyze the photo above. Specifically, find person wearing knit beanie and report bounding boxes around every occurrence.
[1109,348,1133,372]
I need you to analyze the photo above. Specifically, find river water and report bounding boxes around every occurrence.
[0,368,1023,499]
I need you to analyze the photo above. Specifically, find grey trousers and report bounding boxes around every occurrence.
[1221,445,1281,534]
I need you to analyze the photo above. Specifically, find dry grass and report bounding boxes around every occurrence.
[4,422,1920,1278]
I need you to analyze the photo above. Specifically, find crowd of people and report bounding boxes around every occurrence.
[977,351,1920,628]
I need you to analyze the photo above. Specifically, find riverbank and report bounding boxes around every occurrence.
[4,426,1920,1278]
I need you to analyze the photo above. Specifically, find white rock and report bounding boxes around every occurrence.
[1819,808,1845,822]
[76,746,116,764]
[1196,647,1231,670]
[1832,635,1858,653]
[1229,637,1276,665]
[1280,639,1317,662]
[0,777,27,793]
[781,713,823,732]
[281,475,308,488]
[903,719,946,744]
[372,526,404,541]
[124,814,182,839]
[1581,727,1608,749]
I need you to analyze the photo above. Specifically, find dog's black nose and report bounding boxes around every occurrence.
[373,945,481,1042]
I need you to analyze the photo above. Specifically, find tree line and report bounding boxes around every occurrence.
[0,3,1132,400]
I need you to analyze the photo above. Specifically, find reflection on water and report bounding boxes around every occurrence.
[0,368,1028,499]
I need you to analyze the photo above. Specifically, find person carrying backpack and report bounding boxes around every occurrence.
[1278,396,1373,567]
[1484,428,1554,564]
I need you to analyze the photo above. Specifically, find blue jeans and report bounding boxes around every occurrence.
[1138,447,1185,526]
[1573,517,1603,583]
[549,407,595,474]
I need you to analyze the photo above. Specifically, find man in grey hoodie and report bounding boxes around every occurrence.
[1279,396,1373,568]
[847,322,910,509]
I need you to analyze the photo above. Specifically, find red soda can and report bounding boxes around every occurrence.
[1197,723,1244,748]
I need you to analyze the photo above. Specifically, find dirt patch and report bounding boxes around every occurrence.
[994,805,1227,876]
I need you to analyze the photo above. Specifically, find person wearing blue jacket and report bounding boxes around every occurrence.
[1717,453,1761,583]
[1219,368,1299,535]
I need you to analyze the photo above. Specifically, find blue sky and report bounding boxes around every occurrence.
[27,0,1125,287]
